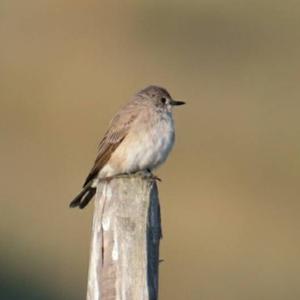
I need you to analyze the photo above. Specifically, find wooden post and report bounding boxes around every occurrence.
[86,175,161,300]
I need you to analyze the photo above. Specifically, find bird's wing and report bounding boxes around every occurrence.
[83,106,138,187]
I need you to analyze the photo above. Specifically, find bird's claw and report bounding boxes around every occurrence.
[141,170,162,182]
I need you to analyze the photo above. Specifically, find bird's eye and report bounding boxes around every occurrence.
[161,97,167,104]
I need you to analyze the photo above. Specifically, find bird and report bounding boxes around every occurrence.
[69,85,185,209]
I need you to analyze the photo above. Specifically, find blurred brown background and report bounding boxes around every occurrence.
[1,1,300,299]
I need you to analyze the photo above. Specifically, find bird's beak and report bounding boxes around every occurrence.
[170,99,186,106]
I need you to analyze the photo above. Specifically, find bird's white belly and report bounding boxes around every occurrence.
[134,123,174,170]
[102,113,175,176]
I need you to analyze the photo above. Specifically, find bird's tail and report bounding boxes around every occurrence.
[69,183,96,209]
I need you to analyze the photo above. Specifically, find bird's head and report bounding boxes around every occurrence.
[136,85,185,112]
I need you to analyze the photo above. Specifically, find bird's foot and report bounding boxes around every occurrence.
[143,169,162,182]
[133,169,162,182]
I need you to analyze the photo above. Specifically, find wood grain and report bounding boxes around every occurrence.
[86,175,161,300]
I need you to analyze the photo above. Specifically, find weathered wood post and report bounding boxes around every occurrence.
[86,175,161,300]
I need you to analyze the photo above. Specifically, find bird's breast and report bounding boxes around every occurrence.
[107,112,175,174]
[138,112,174,169]
[131,114,175,170]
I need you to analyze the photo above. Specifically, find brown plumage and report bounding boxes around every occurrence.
[83,107,139,187]
[70,85,185,209]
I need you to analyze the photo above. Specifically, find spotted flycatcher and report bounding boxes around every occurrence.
[70,85,185,209]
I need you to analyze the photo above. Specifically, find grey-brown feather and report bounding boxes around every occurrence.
[71,85,181,209]
[83,104,140,187]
